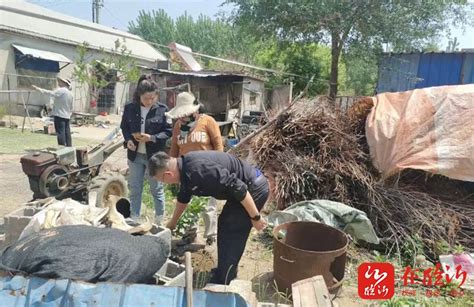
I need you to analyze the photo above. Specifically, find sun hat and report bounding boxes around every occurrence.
[57,77,72,87]
[165,92,200,119]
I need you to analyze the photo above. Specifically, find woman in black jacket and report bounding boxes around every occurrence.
[120,75,172,224]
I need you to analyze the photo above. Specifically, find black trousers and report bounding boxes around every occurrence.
[54,116,72,147]
[211,175,269,285]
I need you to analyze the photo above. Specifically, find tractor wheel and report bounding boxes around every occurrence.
[88,172,128,207]
[39,164,69,198]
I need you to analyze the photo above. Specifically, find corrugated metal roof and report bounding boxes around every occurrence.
[0,275,251,307]
[0,1,166,62]
[12,44,72,63]
[152,68,265,81]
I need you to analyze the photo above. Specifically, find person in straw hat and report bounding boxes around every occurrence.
[166,91,224,244]
[32,77,73,146]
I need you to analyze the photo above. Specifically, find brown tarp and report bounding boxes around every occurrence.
[366,84,474,182]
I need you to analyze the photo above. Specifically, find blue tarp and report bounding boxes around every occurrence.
[0,275,250,307]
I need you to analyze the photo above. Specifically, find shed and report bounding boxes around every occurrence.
[376,51,474,93]
[0,0,166,115]
[144,68,266,122]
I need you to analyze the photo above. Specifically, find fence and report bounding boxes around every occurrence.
[1,73,131,117]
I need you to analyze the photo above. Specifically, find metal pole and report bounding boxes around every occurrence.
[7,75,13,127]
[20,92,33,133]
[92,0,95,23]
[185,252,193,307]
[289,82,293,105]
[96,0,101,24]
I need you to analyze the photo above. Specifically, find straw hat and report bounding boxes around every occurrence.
[57,77,71,87]
[165,92,200,119]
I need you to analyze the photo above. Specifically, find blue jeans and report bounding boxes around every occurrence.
[128,153,165,217]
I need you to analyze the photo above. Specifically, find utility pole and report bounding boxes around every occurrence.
[92,0,103,23]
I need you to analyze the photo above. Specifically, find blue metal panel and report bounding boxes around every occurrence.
[415,53,463,88]
[0,276,251,307]
[376,54,420,93]
[461,53,474,84]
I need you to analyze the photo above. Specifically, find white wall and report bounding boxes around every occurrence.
[239,77,265,118]
[0,32,155,116]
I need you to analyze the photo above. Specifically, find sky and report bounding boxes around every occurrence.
[26,0,474,49]
[27,0,233,30]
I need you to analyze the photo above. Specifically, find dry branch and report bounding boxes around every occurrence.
[241,97,473,251]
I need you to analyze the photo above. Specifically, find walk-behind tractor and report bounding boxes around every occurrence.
[20,128,128,206]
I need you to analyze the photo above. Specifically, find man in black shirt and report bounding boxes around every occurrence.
[149,151,269,285]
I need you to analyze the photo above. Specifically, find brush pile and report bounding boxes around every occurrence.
[242,97,473,251]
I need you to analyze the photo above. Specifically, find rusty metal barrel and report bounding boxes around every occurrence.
[273,221,348,293]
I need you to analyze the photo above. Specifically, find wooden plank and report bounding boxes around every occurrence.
[292,276,332,307]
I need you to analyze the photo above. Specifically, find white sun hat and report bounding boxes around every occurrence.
[165,92,200,119]
[57,77,71,87]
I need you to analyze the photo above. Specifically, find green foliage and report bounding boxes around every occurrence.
[342,43,379,96]
[254,42,349,95]
[129,8,354,95]
[73,40,140,100]
[129,9,175,47]
[174,197,207,237]
[400,234,425,267]
[227,0,472,98]
[373,250,388,263]
[129,10,264,66]
[143,183,206,236]
[143,182,176,217]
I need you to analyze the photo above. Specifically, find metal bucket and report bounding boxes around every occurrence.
[273,221,348,293]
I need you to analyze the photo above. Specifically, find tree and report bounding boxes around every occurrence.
[227,0,471,100]
[447,37,460,51]
[73,40,140,104]
[254,42,348,95]
[128,10,265,65]
[128,9,175,47]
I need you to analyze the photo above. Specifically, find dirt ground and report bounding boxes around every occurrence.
[0,154,32,217]
[0,115,120,217]
[0,126,364,306]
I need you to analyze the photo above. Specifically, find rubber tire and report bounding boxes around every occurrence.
[88,172,128,207]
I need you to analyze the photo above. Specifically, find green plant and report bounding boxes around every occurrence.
[174,197,207,237]
[373,250,388,263]
[73,40,140,102]
[434,240,452,256]
[400,234,425,267]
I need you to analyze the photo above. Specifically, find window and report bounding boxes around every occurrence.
[14,49,58,89]
[249,92,257,105]
[94,63,117,111]
[16,68,57,89]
